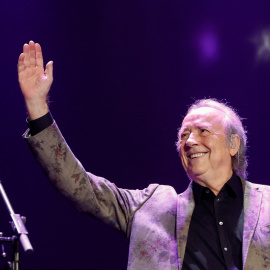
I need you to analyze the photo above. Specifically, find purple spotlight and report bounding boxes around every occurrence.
[193,25,220,66]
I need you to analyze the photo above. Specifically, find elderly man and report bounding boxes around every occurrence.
[18,41,270,270]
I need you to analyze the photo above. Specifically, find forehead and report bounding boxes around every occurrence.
[181,107,226,130]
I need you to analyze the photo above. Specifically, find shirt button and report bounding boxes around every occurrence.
[224,247,228,251]
[216,198,220,202]
[219,221,223,225]
[206,190,210,194]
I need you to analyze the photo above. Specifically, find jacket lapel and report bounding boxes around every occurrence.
[176,182,195,269]
[242,180,262,268]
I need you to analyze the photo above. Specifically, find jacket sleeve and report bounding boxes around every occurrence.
[23,121,159,237]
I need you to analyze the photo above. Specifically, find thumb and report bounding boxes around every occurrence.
[45,61,53,79]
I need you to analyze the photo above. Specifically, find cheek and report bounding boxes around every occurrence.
[179,147,188,164]
[179,150,185,161]
[209,140,231,158]
[204,136,224,148]
[179,143,184,155]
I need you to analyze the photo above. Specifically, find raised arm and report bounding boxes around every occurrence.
[18,41,53,120]
[20,41,160,237]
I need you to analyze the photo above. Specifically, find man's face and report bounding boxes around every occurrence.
[178,107,233,184]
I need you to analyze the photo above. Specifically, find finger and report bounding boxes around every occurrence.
[35,43,44,68]
[18,53,26,73]
[45,61,54,79]
[29,40,36,67]
[23,44,30,67]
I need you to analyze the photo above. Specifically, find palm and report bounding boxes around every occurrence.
[19,65,49,99]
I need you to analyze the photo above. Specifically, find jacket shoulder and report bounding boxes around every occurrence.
[245,180,270,196]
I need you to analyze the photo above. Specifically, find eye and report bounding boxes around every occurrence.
[200,129,209,135]
[181,132,189,139]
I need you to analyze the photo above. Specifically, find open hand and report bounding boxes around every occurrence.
[18,41,53,120]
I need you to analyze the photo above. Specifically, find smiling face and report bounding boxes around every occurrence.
[179,107,234,185]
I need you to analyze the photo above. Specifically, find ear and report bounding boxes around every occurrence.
[229,134,240,156]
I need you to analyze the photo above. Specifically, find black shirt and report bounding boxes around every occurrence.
[182,173,244,270]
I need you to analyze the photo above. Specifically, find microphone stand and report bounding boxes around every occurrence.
[0,181,33,270]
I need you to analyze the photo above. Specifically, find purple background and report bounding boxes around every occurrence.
[1,0,270,269]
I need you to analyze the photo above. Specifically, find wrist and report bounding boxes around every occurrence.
[25,99,49,120]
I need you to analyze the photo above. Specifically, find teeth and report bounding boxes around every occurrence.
[189,153,206,159]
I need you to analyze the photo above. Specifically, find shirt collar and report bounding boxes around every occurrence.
[223,172,242,199]
[192,172,242,204]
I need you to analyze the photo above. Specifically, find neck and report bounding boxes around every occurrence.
[192,170,233,196]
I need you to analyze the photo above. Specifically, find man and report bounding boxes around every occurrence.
[18,41,270,269]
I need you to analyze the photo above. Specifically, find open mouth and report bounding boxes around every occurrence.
[188,153,207,159]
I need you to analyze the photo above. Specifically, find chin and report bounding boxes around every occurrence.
[187,169,208,181]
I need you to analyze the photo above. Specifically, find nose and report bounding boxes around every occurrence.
[185,132,198,147]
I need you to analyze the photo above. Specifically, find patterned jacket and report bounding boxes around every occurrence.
[24,122,270,270]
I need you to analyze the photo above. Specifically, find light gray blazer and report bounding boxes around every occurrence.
[24,122,270,269]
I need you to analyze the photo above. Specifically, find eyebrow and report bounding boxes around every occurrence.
[179,124,212,134]
[178,127,187,135]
